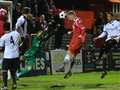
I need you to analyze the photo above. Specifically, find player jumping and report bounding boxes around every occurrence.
[94,12,120,79]
[57,11,87,79]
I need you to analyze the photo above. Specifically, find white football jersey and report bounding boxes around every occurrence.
[15,15,27,37]
[0,31,21,59]
[103,20,120,41]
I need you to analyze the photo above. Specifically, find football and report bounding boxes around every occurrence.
[59,11,66,19]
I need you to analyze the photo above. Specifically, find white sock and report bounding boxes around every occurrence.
[8,70,11,80]
[64,54,71,74]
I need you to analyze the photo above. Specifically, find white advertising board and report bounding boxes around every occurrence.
[50,50,83,74]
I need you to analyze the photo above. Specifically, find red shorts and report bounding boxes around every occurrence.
[68,33,87,55]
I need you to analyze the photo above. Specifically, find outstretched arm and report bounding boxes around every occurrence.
[98,31,107,38]
[94,31,107,41]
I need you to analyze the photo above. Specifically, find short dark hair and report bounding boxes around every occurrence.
[106,12,113,16]
[16,3,22,8]
[16,3,22,6]
[22,7,31,14]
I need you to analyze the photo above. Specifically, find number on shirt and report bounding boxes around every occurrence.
[10,36,15,45]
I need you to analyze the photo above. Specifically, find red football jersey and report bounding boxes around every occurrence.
[68,17,87,55]
[0,8,7,37]
[0,20,5,37]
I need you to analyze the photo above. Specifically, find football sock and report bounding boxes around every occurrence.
[3,71,8,87]
[64,54,71,74]
[10,70,17,85]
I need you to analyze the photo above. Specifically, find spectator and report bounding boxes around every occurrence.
[22,0,36,16]
[54,15,65,49]
[94,12,106,36]
[23,0,49,17]
[37,0,49,16]
[12,3,22,28]
[27,13,35,34]
[0,8,7,37]
[15,7,31,54]
[15,7,30,37]
[39,15,48,31]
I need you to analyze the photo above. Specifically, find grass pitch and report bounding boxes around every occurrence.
[0,71,120,90]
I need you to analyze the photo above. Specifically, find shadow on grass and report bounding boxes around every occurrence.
[49,84,65,90]
[19,83,29,87]
[82,83,106,89]
[48,83,105,90]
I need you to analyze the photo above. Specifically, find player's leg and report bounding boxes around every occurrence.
[69,47,82,73]
[98,48,104,61]
[70,58,75,70]
[94,46,106,64]
[1,71,8,90]
[10,69,17,90]
[1,59,9,90]
[10,58,19,89]
[94,40,110,79]
[56,54,71,73]
[70,48,81,70]
[64,50,76,79]
[99,41,111,79]
[64,44,82,79]
[56,54,75,73]
[101,57,107,79]
[64,53,72,74]
[100,40,117,78]
[10,66,17,89]
[64,57,75,79]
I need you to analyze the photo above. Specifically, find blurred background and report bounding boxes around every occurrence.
[0,0,120,76]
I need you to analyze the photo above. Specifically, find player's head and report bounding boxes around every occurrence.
[22,7,31,19]
[66,11,76,21]
[0,8,7,21]
[22,7,31,15]
[106,12,113,22]
[15,3,22,11]
[40,14,45,22]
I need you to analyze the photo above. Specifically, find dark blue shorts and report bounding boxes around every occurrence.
[2,58,20,71]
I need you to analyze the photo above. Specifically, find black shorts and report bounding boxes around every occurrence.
[2,58,20,71]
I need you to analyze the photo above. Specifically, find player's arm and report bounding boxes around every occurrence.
[15,17,25,30]
[94,25,107,41]
[78,28,86,38]
[93,31,107,41]
[78,26,86,39]
[0,36,5,52]
[76,18,86,39]
[78,35,82,38]
[18,35,23,47]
